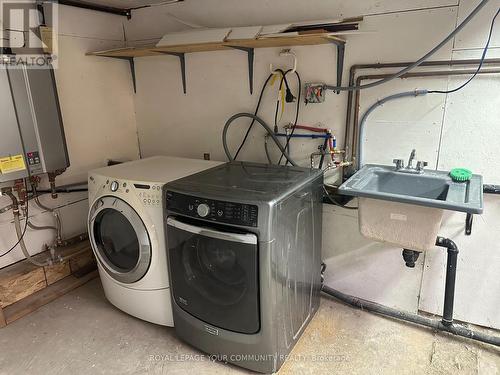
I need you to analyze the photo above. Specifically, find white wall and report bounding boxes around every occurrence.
[0,5,139,268]
[125,0,500,329]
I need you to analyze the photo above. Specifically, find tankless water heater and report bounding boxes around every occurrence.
[0,64,69,183]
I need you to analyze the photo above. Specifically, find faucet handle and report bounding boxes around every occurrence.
[393,159,404,170]
[416,161,428,171]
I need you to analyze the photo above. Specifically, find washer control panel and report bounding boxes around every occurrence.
[166,191,258,227]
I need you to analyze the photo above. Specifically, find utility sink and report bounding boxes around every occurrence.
[339,164,483,214]
[338,164,483,251]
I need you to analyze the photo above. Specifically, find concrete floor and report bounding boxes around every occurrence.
[0,279,499,375]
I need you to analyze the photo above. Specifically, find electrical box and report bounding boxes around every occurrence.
[0,65,69,183]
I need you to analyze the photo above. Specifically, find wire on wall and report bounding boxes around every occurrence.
[233,69,294,161]
[429,7,499,94]
[277,71,302,166]
[0,183,29,258]
[323,0,492,92]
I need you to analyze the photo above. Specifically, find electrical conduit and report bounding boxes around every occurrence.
[324,0,492,91]
[357,89,428,170]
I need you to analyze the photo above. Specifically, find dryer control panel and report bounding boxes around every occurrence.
[135,183,162,207]
[166,191,258,227]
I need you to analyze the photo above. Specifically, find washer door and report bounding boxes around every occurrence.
[89,196,151,284]
[167,217,259,334]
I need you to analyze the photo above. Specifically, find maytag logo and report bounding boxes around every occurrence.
[178,296,188,306]
[204,325,219,336]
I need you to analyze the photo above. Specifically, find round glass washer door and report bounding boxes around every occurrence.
[89,196,151,284]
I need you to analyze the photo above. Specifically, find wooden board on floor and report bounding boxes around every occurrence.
[0,262,47,308]
[45,262,72,286]
[0,240,97,327]
[69,250,97,274]
[0,306,6,328]
[3,270,98,326]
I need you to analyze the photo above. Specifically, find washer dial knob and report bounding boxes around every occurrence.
[110,181,119,192]
[197,203,210,217]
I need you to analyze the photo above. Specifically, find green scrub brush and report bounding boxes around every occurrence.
[450,168,472,182]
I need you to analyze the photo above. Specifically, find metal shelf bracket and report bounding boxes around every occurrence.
[328,39,346,94]
[102,56,136,93]
[156,52,187,94]
[227,46,255,95]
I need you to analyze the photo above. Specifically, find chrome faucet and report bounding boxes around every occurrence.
[407,149,416,169]
[392,158,405,170]
[393,149,428,174]
[416,160,428,172]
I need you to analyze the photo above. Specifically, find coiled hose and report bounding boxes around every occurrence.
[223,113,298,166]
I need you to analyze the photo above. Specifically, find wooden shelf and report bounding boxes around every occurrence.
[87,33,346,94]
[86,34,345,58]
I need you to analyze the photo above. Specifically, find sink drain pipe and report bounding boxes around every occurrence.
[322,236,500,347]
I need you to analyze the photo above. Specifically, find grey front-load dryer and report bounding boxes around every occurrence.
[164,162,323,373]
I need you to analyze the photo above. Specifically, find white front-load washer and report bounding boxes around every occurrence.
[87,156,223,326]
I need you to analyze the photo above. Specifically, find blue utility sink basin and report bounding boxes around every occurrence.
[339,164,483,214]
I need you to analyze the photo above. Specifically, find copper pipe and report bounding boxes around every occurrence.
[47,169,66,199]
[343,58,500,177]
[349,68,500,173]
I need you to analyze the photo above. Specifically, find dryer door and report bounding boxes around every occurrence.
[89,196,151,284]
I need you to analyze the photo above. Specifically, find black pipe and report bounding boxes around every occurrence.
[322,285,500,346]
[35,188,88,194]
[58,0,131,18]
[322,236,500,347]
[402,249,421,268]
[129,0,184,11]
[435,237,458,326]
[484,184,500,194]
